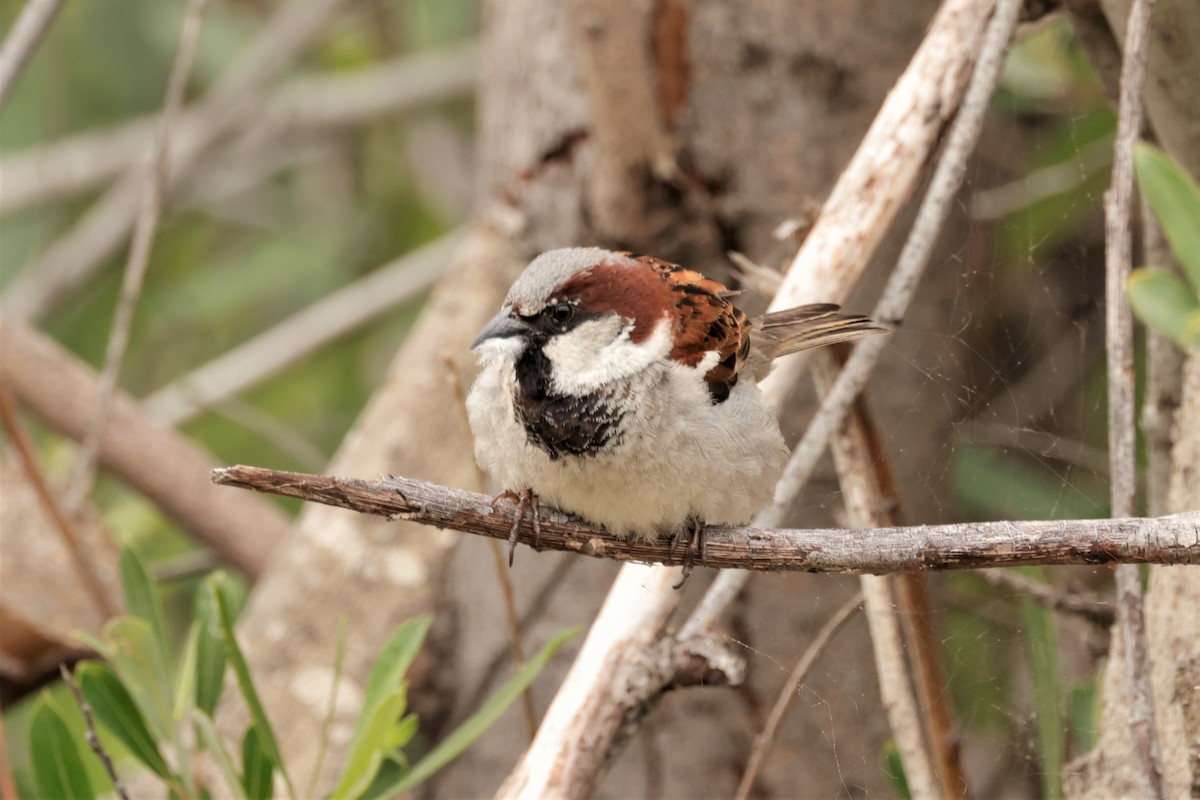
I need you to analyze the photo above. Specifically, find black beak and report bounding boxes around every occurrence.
[470,307,532,350]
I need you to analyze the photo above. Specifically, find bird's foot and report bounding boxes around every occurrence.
[491,488,541,566]
[672,518,705,589]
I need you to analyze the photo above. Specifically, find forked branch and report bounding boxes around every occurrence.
[212,466,1200,573]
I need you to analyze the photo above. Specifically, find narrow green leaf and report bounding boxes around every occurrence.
[76,661,172,779]
[175,623,200,720]
[1127,267,1200,349]
[102,617,175,741]
[354,617,430,741]
[214,582,295,799]
[242,725,276,800]
[29,694,97,800]
[1135,142,1200,291]
[384,626,581,795]
[330,689,408,800]
[119,545,171,666]
[305,616,348,800]
[1020,577,1064,800]
[881,739,912,800]
[195,575,229,715]
[387,714,419,752]
[193,711,248,800]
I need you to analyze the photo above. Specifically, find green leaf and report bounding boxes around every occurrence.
[881,739,911,800]
[1020,574,1064,800]
[1135,142,1200,291]
[354,617,430,742]
[99,617,175,741]
[175,623,200,721]
[195,574,230,715]
[1127,268,1200,349]
[29,694,97,800]
[329,617,430,799]
[214,581,296,799]
[119,545,171,666]
[380,626,581,795]
[193,711,248,800]
[330,689,408,800]
[242,725,276,800]
[387,713,419,751]
[76,661,172,779]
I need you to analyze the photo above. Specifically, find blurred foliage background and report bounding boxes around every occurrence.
[1,1,1182,796]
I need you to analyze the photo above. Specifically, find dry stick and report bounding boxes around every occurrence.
[63,0,209,512]
[0,386,117,616]
[974,570,1116,626]
[1,0,351,323]
[445,355,539,742]
[1104,0,1165,796]
[681,0,1012,642]
[143,231,461,426]
[766,0,1024,527]
[818,360,940,800]
[60,664,131,800]
[0,43,479,215]
[0,317,289,577]
[210,467,1200,571]
[734,592,864,800]
[0,0,66,110]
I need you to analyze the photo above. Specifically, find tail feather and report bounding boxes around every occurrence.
[759,303,886,357]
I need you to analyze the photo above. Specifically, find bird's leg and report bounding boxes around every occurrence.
[491,488,540,566]
[672,517,705,589]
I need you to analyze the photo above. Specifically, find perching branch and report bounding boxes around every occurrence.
[211,466,1200,573]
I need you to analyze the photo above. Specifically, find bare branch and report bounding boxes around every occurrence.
[734,592,863,800]
[1105,0,1165,794]
[142,232,460,426]
[211,466,1200,572]
[763,0,1023,523]
[60,664,131,800]
[0,43,479,216]
[0,0,66,110]
[64,0,209,512]
[0,387,117,616]
[0,316,289,577]
[974,570,1116,626]
[1,0,352,322]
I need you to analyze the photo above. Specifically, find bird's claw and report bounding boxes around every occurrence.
[672,519,705,589]
[491,488,541,566]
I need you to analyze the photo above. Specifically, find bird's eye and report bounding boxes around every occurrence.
[548,302,574,327]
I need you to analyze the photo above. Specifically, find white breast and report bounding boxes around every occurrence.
[466,355,788,539]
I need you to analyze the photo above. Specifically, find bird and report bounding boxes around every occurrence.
[466,247,884,584]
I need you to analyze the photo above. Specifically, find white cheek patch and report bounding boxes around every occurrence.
[545,315,672,395]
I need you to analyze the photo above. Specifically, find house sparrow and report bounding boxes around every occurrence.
[467,247,883,582]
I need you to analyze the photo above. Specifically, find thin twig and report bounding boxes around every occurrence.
[813,347,967,799]
[2,0,351,323]
[142,231,460,426]
[0,386,117,616]
[1,316,290,578]
[734,592,863,800]
[445,354,538,742]
[974,570,1116,626]
[60,664,131,800]
[1104,0,1165,795]
[0,0,66,110]
[0,43,479,216]
[211,466,1200,572]
[63,0,209,512]
[764,0,1024,525]
[817,357,940,799]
